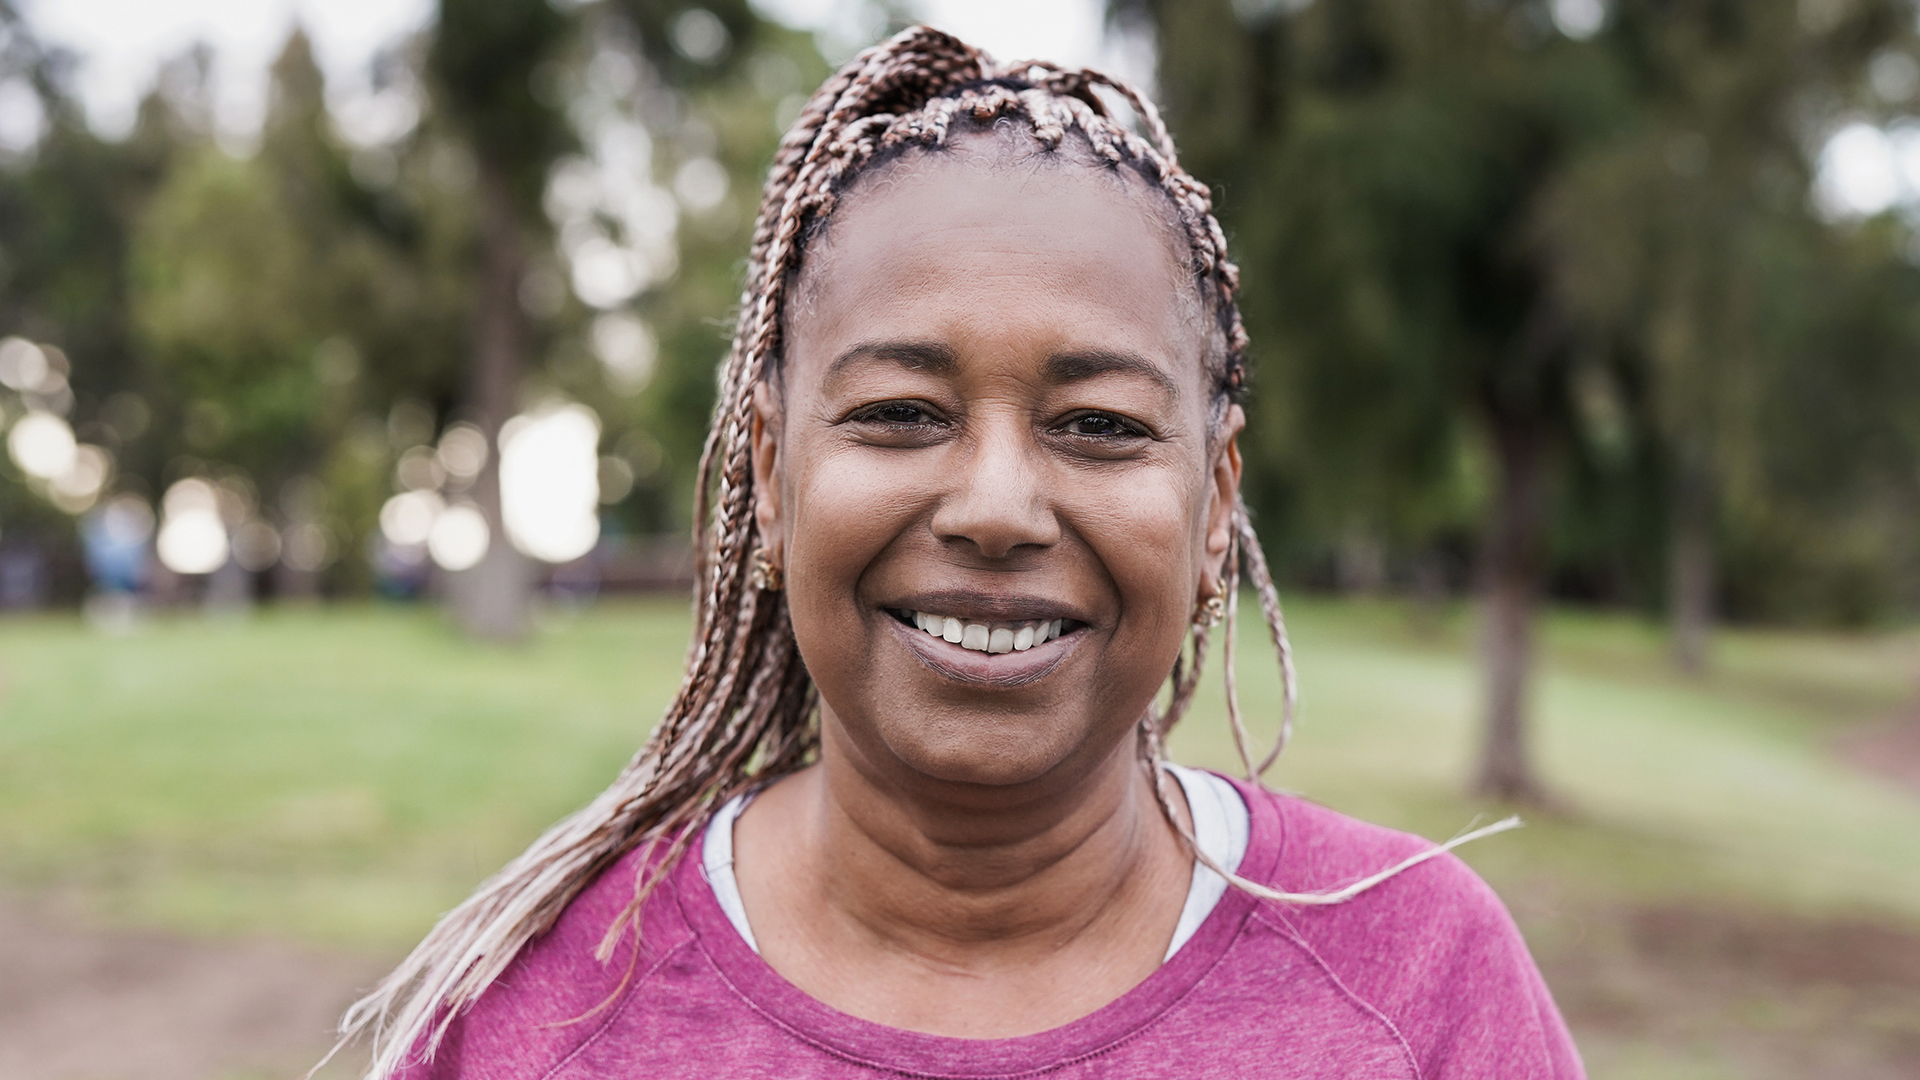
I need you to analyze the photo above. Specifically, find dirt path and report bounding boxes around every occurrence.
[0,896,386,1080]
[1538,902,1920,1079]
[1837,712,1920,792]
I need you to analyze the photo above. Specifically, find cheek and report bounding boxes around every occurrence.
[779,445,919,606]
[1085,481,1208,621]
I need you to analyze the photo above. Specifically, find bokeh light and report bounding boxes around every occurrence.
[597,455,634,504]
[231,519,282,572]
[379,489,444,548]
[1549,0,1606,40]
[500,403,600,564]
[281,521,333,573]
[47,443,112,514]
[156,478,230,575]
[590,313,657,394]
[7,410,77,479]
[1816,122,1903,218]
[0,336,49,390]
[434,422,488,486]
[427,502,489,572]
[96,492,155,546]
[395,445,443,491]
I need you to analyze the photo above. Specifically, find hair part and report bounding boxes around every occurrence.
[332,27,1302,1079]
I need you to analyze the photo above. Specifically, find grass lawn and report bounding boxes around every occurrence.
[2,595,1917,1078]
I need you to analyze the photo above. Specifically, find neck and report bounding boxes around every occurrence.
[744,720,1192,969]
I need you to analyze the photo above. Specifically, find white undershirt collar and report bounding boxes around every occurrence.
[699,763,1250,962]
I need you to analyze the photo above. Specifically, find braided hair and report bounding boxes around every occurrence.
[338,25,1308,1077]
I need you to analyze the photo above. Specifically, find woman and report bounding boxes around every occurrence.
[341,26,1582,1078]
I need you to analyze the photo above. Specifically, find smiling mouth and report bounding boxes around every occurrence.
[890,609,1080,654]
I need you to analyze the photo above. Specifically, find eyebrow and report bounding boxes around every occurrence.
[1043,349,1180,403]
[821,340,1179,403]
[824,340,959,388]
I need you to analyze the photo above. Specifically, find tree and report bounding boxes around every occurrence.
[1540,0,1917,672]
[1120,0,1920,799]
[427,0,576,640]
[0,4,170,599]
[1121,0,1626,802]
[130,31,473,597]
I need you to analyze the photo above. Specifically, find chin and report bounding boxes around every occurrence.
[868,709,1100,791]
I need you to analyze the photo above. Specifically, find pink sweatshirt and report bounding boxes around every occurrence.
[402,775,1583,1078]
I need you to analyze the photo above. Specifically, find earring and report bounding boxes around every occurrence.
[1194,575,1225,628]
[749,547,783,592]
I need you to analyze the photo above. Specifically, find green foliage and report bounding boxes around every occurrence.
[625,18,832,529]
[429,0,575,215]
[122,33,476,582]
[1129,0,1623,558]
[0,0,835,595]
[1122,0,1920,622]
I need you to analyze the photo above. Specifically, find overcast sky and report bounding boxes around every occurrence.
[22,0,1147,142]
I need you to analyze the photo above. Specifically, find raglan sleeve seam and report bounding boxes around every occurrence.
[1251,907,1427,1080]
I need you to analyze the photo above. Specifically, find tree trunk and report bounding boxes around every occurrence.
[1475,416,1550,804]
[449,159,533,643]
[1668,456,1715,676]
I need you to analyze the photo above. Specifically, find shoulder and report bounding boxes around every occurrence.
[1229,783,1585,1080]
[395,836,700,1080]
[1244,786,1506,926]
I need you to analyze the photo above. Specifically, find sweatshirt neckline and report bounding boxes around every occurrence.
[670,772,1284,1078]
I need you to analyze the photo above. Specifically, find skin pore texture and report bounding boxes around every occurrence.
[732,132,1247,1039]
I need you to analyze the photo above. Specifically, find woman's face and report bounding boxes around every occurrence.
[755,142,1243,794]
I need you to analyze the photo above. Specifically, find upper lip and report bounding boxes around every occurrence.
[883,588,1089,626]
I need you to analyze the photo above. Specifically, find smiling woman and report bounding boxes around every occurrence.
[338,26,1581,1080]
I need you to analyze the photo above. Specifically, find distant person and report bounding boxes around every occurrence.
[340,27,1582,1079]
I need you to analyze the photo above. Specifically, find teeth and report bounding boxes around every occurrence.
[907,611,1070,654]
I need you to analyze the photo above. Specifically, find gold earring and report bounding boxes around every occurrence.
[1195,575,1225,628]
[750,547,783,592]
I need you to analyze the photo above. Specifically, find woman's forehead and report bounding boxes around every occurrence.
[784,145,1208,380]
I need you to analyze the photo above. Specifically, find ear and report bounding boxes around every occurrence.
[750,380,784,563]
[1201,403,1246,596]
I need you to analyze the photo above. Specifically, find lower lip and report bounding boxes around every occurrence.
[885,615,1081,688]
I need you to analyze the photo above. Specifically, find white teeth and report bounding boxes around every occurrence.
[908,610,1071,655]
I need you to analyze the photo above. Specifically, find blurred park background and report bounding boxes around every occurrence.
[2,0,1920,1077]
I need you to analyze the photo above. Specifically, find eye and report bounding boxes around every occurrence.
[843,400,949,445]
[866,402,936,425]
[1058,411,1146,439]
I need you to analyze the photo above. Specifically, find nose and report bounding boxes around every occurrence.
[930,418,1060,560]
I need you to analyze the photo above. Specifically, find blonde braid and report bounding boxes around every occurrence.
[334,25,1316,1078]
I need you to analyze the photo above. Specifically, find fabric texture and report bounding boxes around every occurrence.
[698,763,1247,964]
[402,774,1584,1079]
[1159,763,1249,959]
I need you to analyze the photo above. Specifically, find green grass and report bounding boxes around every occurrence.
[2,595,1918,1077]
[1168,599,1920,923]
[0,599,693,948]
[4,595,1915,943]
